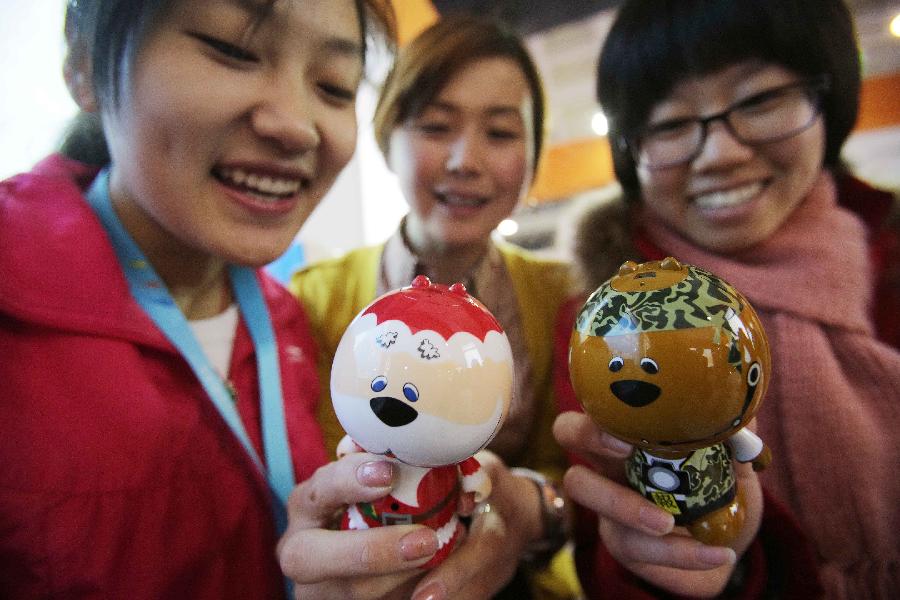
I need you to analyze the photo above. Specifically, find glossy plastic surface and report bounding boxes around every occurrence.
[332,275,513,467]
[569,258,771,544]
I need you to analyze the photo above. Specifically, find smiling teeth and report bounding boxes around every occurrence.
[218,167,302,197]
[694,183,762,209]
[439,193,484,207]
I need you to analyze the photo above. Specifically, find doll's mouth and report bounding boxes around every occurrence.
[610,380,661,407]
[370,396,418,427]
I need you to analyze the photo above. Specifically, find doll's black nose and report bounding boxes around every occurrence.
[610,380,661,407]
[370,396,418,427]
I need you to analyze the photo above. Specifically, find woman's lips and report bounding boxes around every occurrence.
[213,165,309,215]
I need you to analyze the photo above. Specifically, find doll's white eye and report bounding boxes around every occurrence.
[640,358,659,374]
[403,383,419,402]
[747,362,761,386]
[371,376,388,393]
[608,357,624,372]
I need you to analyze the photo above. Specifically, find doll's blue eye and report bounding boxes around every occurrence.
[371,376,388,393]
[608,357,624,372]
[403,383,419,402]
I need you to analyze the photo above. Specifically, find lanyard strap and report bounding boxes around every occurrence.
[85,170,296,523]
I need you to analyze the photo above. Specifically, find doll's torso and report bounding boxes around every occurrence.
[626,444,736,525]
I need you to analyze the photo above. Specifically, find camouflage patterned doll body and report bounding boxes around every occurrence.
[569,258,771,545]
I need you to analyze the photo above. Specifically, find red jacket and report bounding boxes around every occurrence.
[0,156,328,599]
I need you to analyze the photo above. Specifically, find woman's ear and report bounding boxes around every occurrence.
[64,48,98,113]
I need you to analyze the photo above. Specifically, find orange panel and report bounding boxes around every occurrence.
[393,0,440,46]
[529,137,616,203]
[856,72,900,131]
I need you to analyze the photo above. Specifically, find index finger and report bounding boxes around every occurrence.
[554,411,633,461]
[288,453,394,529]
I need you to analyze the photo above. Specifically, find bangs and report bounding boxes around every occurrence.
[600,0,823,135]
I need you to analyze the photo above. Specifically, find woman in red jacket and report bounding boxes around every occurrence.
[553,0,900,597]
[0,1,395,598]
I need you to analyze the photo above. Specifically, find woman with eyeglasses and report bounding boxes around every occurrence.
[551,0,900,597]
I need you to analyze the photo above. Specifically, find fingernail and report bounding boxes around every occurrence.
[412,581,446,600]
[399,529,438,561]
[697,545,736,567]
[639,505,674,535]
[357,461,392,487]
[604,435,633,456]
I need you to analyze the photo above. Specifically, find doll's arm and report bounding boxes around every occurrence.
[335,434,364,459]
[728,428,771,471]
[459,456,491,502]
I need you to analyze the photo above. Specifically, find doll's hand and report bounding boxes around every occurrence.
[277,453,438,599]
[752,444,772,471]
[408,451,543,600]
[553,411,763,598]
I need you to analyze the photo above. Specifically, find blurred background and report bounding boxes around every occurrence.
[2,0,898,277]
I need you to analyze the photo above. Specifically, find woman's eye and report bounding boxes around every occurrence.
[417,122,450,135]
[319,83,356,102]
[644,118,695,141]
[371,376,388,393]
[192,33,258,62]
[734,88,788,114]
[488,128,520,140]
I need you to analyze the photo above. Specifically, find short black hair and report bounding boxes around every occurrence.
[597,0,860,201]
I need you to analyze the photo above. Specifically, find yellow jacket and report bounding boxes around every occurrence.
[289,240,572,480]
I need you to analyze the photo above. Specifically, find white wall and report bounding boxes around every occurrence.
[0,0,77,180]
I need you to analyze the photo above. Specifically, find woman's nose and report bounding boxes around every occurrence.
[445,132,481,175]
[251,82,320,154]
[693,119,753,168]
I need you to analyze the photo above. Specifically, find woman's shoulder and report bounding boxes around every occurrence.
[287,244,383,332]
[291,245,383,287]
[495,239,571,282]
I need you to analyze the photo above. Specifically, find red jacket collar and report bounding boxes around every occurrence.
[0,155,298,352]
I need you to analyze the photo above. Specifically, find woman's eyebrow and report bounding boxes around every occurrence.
[324,36,364,60]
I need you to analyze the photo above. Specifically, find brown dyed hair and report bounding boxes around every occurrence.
[373,13,546,174]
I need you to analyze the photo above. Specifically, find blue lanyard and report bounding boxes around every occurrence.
[85,170,296,533]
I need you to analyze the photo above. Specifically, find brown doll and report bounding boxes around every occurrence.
[569,257,771,545]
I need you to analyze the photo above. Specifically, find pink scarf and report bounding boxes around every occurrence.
[643,173,900,599]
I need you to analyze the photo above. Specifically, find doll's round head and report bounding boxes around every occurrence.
[331,276,513,467]
[569,258,770,452]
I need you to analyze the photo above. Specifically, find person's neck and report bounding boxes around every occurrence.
[154,251,233,321]
[415,243,487,285]
[111,197,233,321]
[404,225,489,285]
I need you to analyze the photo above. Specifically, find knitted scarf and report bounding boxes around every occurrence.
[640,172,900,599]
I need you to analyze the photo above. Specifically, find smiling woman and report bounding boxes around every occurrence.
[0,0,395,598]
[289,13,580,600]
[552,0,900,598]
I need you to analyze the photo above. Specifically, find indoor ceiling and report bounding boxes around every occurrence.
[431,0,900,76]
[427,0,900,148]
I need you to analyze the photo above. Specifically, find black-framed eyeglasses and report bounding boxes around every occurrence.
[623,75,831,170]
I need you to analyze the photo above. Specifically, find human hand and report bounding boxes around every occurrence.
[408,450,544,600]
[553,411,763,598]
[277,453,438,599]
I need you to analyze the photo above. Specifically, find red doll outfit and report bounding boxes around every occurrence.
[0,155,328,599]
[554,172,900,599]
[343,454,485,569]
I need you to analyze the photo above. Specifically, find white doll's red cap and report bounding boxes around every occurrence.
[362,275,503,341]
